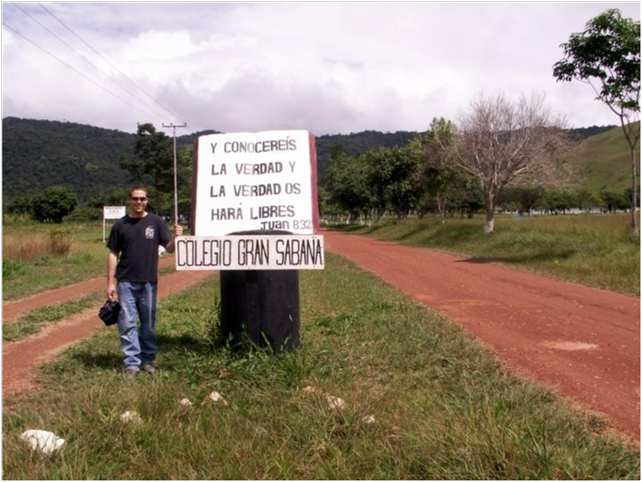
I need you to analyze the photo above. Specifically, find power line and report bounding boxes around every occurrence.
[38,2,180,122]
[11,3,172,121]
[3,21,161,120]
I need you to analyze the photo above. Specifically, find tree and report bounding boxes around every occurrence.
[413,118,461,223]
[32,186,78,223]
[553,9,640,231]
[575,188,599,211]
[447,93,570,233]
[499,186,545,214]
[175,146,193,221]
[600,190,629,212]
[363,146,421,220]
[7,194,35,216]
[449,177,484,218]
[120,123,173,216]
[322,152,371,223]
[543,189,577,214]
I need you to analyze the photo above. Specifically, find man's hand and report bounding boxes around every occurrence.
[166,224,184,254]
[107,283,118,301]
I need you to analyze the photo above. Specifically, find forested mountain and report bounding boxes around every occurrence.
[175,130,220,150]
[568,125,616,139]
[2,118,421,203]
[1,116,622,204]
[315,130,417,175]
[2,117,134,202]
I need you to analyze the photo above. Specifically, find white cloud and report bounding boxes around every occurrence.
[2,2,639,134]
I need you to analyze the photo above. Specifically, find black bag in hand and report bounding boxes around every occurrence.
[98,299,121,326]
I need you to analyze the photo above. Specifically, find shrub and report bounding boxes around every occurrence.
[63,206,101,222]
[32,186,78,223]
[3,259,28,279]
[6,195,35,216]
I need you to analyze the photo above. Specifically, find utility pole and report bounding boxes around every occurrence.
[162,122,187,226]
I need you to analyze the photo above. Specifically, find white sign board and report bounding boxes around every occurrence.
[102,206,127,242]
[192,130,319,236]
[175,235,324,270]
[103,206,126,219]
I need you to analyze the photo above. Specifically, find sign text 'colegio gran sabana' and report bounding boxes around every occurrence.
[176,235,324,270]
[177,129,323,270]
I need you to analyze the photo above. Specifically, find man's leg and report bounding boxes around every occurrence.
[117,281,143,372]
[138,282,158,367]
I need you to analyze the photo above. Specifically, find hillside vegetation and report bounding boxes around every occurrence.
[1,116,624,205]
[2,117,134,202]
[567,121,640,192]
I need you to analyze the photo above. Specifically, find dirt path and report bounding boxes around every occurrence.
[324,230,640,442]
[3,268,214,396]
[3,257,176,322]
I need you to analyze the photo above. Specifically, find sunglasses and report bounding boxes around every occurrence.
[130,197,147,202]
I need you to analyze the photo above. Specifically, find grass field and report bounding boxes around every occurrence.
[2,222,109,301]
[330,213,640,295]
[2,220,178,301]
[3,254,638,479]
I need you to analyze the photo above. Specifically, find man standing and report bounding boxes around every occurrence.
[107,185,183,376]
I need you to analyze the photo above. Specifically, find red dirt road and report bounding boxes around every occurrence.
[324,230,640,441]
[3,268,214,396]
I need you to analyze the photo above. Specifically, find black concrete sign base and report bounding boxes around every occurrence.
[218,230,300,352]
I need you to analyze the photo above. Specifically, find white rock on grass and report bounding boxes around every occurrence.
[179,398,193,408]
[302,385,319,394]
[362,415,376,424]
[255,426,269,437]
[326,395,346,410]
[120,410,143,425]
[206,391,229,406]
[20,430,65,455]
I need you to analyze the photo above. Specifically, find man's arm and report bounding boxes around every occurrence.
[107,251,118,300]
[164,224,184,254]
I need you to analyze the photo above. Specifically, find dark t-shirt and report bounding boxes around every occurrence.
[107,214,170,283]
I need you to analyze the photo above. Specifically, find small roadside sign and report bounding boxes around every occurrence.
[103,205,126,242]
[103,206,126,219]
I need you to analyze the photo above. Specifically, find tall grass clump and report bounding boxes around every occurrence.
[3,234,51,262]
[3,230,72,261]
[2,223,108,300]
[49,229,73,256]
[2,255,639,479]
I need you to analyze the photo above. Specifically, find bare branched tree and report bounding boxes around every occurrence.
[448,93,571,233]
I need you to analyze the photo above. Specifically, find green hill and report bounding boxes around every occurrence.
[1,118,421,204]
[567,122,640,192]
[1,117,632,206]
[315,130,417,176]
[2,117,135,203]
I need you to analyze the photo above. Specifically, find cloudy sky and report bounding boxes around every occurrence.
[2,2,639,136]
